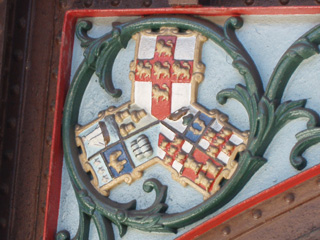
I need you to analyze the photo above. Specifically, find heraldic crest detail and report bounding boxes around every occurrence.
[59,16,320,239]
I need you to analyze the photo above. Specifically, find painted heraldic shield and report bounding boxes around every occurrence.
[75,26,248,199]
[60,15,320,238]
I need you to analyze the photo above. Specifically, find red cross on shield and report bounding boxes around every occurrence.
[132,29,197,120]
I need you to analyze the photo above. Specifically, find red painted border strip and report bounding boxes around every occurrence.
[44,7,320,240]
[178,164,320,240]
[62,6,320,18]
[43,12,77,240]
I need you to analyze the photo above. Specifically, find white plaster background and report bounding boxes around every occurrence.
[57,14,320,239]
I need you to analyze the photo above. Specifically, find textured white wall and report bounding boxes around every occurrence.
[57,14,320,240]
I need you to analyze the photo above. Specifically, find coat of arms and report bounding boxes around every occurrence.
[59,15,320,239]
[75,26,248,199]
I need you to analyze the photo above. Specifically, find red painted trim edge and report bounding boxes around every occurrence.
[177,164,320,240]
[43,11,77,240]
[43,7,320,240]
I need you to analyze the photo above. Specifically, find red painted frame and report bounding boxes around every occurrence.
[44,6,320,240]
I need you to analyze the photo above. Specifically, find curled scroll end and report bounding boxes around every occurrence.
[97,54,124,98]
[99,74,123,98]
[55,230,70,240]
[112,21,122,28]
[216,89,230,105]
[306,111,320,129]
[76,20,96,48]
[110,89,122,98]
[143,179,167,200]
[225,17,243,31]
[114,213,128,237]
[290,156,307,171]
[290,128,320,170]
[143,178,168,213]
[143,178,164,193]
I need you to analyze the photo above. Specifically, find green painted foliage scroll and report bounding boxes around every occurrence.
[58,16,320,240]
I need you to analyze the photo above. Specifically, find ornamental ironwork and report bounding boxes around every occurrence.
[58,16,320,239]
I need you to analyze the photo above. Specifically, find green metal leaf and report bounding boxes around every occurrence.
[61,16,320,239]
[266,24,320,102]
[290,128,320,170]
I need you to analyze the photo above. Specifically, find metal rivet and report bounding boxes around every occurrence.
[50,101,55,112]
[59,0,68,9]
[7,118,17,128]
[11,84,20,95]
[280,0,289,5]
[0,184,9,195]
[244,0,254,5]
[284,193,295,204]
[52,69,58,79]
[111,0,120,6]
[55,34,61,45]
[4,151,13,160]
[222,226,231,236]
[41,202,46,213]
[43,168,49,179]
[252,209,262,219]
[143,0,152,7]
[46,136,52,147]
[13,50,23,61]
[18,17,26,29]
[83,0,93,7]
[0,218,7,228]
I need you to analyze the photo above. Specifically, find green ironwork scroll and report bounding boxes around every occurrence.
[58,16,320,240]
